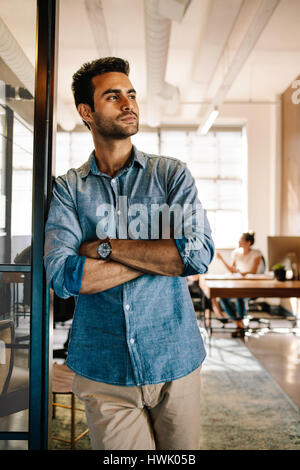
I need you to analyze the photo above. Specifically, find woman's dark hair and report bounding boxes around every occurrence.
[71,57,130,128]
[243,231,255,246]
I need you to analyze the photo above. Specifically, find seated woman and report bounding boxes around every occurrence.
[216,231,263,338]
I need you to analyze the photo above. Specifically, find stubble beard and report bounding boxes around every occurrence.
[93,113,139,139]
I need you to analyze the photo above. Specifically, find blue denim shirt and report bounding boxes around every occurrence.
[44,146,214,386]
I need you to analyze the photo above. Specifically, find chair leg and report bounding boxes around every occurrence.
[71,393,76,449]
[52,393,56,419]
[204,308,210,330]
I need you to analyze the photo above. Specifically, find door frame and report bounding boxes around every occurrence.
[0,0,58,449]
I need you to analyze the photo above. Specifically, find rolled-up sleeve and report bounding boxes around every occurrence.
[44,175,86,299]
[167,162,215,277]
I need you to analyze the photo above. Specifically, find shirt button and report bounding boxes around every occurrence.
[111,178,115,184]
[129,338,135,345]
[117,210,121,215]
[125,304,130,311]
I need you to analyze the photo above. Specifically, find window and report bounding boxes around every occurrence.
[56,127,246,248]
[11,117,33,238]
[56,131,93,176]
[135,128,246,248]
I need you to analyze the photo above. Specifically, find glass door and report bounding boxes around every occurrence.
[0,0,58,450]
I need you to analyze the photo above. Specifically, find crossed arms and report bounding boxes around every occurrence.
[44,164,214,299]
[79,238,185,294]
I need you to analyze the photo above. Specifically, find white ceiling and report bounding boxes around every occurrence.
[1,0,300,129]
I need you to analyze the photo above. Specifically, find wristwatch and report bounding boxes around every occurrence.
[96,238,112,260]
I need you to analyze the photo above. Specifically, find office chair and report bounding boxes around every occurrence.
[0,320,29,418]
[247,255,271,313]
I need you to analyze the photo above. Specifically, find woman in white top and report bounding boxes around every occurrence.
[216,232,263,337]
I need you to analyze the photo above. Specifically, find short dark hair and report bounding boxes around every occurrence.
[243,231,255,246]
[71,57,130,127]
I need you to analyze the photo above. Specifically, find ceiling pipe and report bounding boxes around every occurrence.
[0,16,76,131]
[157,0,192,23]
[144,0,184,127]
[144,0,171,127]
[84,0,111,57]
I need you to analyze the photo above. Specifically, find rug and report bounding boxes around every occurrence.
[199,336,300,450]
[49,337,300,450]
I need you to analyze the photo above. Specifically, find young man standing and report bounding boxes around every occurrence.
[44,57,214,450]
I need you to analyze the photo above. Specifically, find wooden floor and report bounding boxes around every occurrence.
[245,331,300,409]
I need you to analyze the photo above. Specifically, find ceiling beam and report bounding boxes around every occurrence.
[197,0,280,134]
[84,0,111,57]
[193,0,244,85]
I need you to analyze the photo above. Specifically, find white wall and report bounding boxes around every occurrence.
[217,102,282,269]
[208,102,299,316]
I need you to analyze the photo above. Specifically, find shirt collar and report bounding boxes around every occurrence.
[77,145,147,179]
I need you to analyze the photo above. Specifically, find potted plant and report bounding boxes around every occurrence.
[272,263,286,281]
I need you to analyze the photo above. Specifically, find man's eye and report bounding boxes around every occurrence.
[108,95,118,101]
[129,95,136,100]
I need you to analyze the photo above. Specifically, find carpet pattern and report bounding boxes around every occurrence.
[50,337,300,450]
[199,336,300,450]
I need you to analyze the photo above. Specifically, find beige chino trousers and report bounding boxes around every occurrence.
[72,367,202,450]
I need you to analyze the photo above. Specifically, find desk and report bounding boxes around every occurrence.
[204,273,274,281]
[200,278,300,299]
[199,276,300,337]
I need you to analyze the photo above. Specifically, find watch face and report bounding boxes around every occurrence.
[97,241,111,259]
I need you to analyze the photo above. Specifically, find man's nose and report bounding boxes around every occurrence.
[120,96,133,111]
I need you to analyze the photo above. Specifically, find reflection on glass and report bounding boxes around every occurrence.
[0,440,28,450]
[0,0,36,439]
[0,0,35,264]
[11,116,33,263]
[0,272,30,432]
[0,109,33,264]
[0,111,6,236]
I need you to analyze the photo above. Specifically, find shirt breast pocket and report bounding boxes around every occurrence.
[126,196,167,240]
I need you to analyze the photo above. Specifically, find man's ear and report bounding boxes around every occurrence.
[78,103,93,125]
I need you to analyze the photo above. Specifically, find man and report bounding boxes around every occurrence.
[44,57,214,450]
